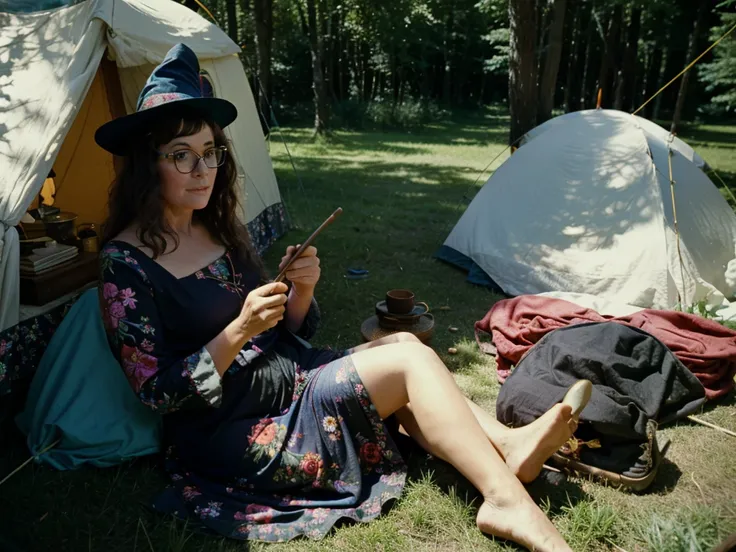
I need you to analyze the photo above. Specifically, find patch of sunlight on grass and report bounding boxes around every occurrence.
[394,471,511,551]
[442,337,490,371]
[551,498,619,552]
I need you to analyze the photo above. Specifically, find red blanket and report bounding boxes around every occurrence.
[476,295,736,399]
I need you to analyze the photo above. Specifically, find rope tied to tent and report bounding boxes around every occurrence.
[190,0,218,25]
[709,168,736,208]
[0,439,60,488]
[632,20,736,116]
[666,142,688,307]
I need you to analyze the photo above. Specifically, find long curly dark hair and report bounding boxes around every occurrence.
[101,113,266,278]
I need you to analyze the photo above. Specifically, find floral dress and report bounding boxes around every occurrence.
[98,241,407,542]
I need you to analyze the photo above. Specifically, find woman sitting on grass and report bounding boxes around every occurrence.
[95,43,589,552]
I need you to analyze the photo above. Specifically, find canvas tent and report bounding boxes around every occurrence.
[0,0,287,332]
[438,109,736,310]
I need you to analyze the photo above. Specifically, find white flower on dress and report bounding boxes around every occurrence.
[322,416,338,433]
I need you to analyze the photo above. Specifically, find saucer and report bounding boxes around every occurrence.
[375,300,429,320]
[361,314,434,344]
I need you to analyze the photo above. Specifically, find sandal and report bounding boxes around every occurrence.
[562,379,592,418]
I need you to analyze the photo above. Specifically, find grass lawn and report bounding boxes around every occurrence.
[1,108,735,551]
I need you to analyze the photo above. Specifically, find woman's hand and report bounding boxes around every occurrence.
[279,245,321,294]
[237,282,289,338]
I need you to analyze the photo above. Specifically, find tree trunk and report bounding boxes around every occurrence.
[508,0,538,145]
[253,0,273,124]
[596,4,622,108]
[442,4,454,104]
[339,12,348,101]
[639,46,662,119]
[613,7,641,111]
[579,6,594,109]
[536,0,551,83]
[297,0,330,134]
[478,71,487,106]
[653,41,669,121]
[563,0,582,112]
[671,0,709,134]
[538,0,567,123]
[225,0,239,43]
[324,7,337,103]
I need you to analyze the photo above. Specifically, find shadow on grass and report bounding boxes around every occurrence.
[678,126,736,149]
[327,124,510,151]
[273,113,510,155]
[525,471,592,516]
[648,457,684,495]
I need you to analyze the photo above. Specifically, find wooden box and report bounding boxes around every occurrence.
[19,252,99,306]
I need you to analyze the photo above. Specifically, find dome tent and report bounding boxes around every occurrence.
[437,109,736,310]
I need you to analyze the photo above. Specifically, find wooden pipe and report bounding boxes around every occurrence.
[274,207,343,283]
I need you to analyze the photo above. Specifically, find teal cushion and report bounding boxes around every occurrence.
[15,289,161,470]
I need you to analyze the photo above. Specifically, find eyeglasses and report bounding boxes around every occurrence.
[157,146,228,174]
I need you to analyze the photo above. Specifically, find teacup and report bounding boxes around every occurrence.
[386,289,415,314]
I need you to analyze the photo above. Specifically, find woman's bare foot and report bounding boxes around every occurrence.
[498,404,576,483]
[476,496,572,552]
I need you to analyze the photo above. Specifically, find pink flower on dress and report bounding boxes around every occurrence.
[299,452,323,478]
[121,345,158,392]
[245,504,274,523]
[311,508,329,523]
[102,299,125,331]
[248,418,275,446]
[360,442,382,465]
[254,423,278,446]
[108,301,125,320]
[119,288,137,308]
[140,339,154,353]
[102,282,119,300]
[182,486,202,500]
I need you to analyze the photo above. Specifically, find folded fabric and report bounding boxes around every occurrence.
[476,295,736,399]
[15,289,161,470]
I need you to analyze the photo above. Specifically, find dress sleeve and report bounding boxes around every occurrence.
[292,296,321,341]
[99,244,222,414]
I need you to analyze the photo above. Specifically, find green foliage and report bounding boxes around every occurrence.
[332,98,447,129]
[189,0,735,125]
[674,296,736,332]
[639,506,726,552]
[482,28,509,75]
[555,499,619,551]
[674,299,722,320]
[699,11,736,115]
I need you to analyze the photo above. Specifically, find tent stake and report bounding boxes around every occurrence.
[687,415,736,438]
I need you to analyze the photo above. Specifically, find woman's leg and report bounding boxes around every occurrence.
[396,401,576,483]
[350,341,573,552]
[350,333,576,482]
[345,332,419,354]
